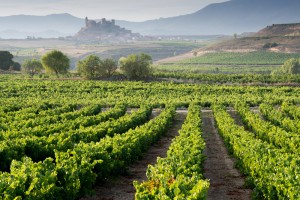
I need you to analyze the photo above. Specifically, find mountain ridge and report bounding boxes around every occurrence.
[0,13,83,38]
[0,0,299,38]
[116,0,300,35]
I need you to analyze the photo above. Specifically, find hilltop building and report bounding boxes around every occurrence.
[74,17,141,41]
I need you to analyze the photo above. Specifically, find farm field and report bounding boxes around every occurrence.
[0,75,299,199]
[174,51,300,65]
[154,51,300,74]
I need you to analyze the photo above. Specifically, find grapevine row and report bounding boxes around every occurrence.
[281,101,300,120]
[0,105,175,199]
[259,103,300,133]
[2,104,101,131]
[134,104,209,199]
[234,101,300,154]
[2,104,126,140]
[0,105,150,172]
[213,105,300,199]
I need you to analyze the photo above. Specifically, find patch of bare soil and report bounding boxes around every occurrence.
[227,108,245,127]
[202,110,252,200]
[249,106,260,114]
[80,109,187,200]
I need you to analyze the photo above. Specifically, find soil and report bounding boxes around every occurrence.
[227,108,245,127]
[202,110,252,200]
[80,109,187,200]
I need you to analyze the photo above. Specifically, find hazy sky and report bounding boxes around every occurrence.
[0,0,228,21]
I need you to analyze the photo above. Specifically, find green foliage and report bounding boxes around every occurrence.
[134,104,209,199]
[11,62,21,71]
[41,50,70,77]
[0,51,14,70]
[154,72,300,83]
[77,56,117,79]
[176,51,300,65]
[0,75,300,199]
[119,53,152,80]
[280,58,300,74]
[0,157,59,200]
[22,59,44,77]
[259,103,300,133]
[263,42,278,49]
[77,55,103,79]
[213,104,300,199]
[234,102,300,153]
[102,58,117,77]
[281,101,300,120]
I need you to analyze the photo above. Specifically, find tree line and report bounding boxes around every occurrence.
[0,50,152,80]
[0,51,21,71]
[2,49,300,79]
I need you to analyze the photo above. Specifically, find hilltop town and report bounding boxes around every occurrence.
[74,17,141,41]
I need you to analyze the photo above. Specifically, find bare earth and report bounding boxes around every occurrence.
[202,110,252,200]
[227,108,245,127]
[80,109,187,200]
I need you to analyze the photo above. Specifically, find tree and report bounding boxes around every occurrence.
[22,59,43,77]
[77,55,103,79]
[0,51,14,70]
[281,58,300,74]
[9,62,21,71]
[233,33,238,39]
[41,50,70,77]
[77,56,118,79]
[102,58,117,77]
[119,53,152,80]
[263,42,278,49]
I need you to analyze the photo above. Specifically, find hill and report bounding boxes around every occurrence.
[255,23,300,37]
[198,23,300,53]
[117,0,300,35]
[156,23,300,66]
[0,0,300,38]
[0,13,83,39]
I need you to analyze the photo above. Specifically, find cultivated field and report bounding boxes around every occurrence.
[155,51,300,74]
[0,75,299,199]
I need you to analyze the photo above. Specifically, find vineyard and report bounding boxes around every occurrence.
[176,51,300,65]
[0,75,300,199]
[155,51,300,75]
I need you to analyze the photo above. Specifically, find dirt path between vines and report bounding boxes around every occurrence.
[81,109,187,200]
[202,110,252,200]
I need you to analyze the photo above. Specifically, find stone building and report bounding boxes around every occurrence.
[74,17,140,41]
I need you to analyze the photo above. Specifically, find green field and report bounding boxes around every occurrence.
[153,64,277,74]
[0,75,299,199]
[154,51,300,74]
[178,51,300,65]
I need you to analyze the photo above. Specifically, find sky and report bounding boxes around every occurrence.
[0,0,228,21]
